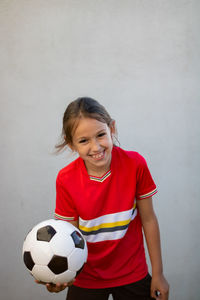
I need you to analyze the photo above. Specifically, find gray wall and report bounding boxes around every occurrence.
[0,1,200,299]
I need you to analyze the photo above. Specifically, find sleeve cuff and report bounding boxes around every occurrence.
[137,188,158,200]
[54,212,77,221]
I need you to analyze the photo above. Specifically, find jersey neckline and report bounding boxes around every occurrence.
[89,170,111,182]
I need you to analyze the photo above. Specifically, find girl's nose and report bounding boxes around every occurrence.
[91,139,101,152]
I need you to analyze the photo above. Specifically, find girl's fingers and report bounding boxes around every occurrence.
[46,282,68,293]
[35,280,46,285]
[35,279,69,293]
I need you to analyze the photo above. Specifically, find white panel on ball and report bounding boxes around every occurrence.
[32,265,55,283]
[31,242,54,265]
[50,232,75,257]
[68,248,87,272]
[53,270,76,284]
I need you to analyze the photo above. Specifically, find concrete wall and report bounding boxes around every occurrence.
[0,1,199,299]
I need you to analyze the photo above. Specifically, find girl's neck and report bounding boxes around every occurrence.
[84,161,111,178]
[88,168,110,178]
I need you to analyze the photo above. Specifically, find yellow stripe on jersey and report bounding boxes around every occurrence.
[79,202,137,233]
[79,218,131,233]
[79,203,137,243]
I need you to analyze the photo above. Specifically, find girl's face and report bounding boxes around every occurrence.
[70,117,115,176]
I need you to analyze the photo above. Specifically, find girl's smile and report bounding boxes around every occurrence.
[89,150,105,160]
[70,118,115,177]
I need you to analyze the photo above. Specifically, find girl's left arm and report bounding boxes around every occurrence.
[137,197,169,300]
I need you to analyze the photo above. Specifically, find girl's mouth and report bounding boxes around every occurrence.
[90,150,105,160]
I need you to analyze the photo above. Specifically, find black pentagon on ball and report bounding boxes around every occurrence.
[71,231,85,249]
[23,251,35,271]
[48,255,68,274]
[37,225,56,242]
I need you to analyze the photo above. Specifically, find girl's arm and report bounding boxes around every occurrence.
[69,220,79,228]
[137,197,169,300]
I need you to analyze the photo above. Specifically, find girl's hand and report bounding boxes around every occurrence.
[35,279,75,293]
[151,274,169,300]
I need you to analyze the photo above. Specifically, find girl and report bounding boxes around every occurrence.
[37,97,169,300]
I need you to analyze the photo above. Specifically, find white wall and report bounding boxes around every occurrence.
[0,1,200,299]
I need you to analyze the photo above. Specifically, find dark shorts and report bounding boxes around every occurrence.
[67,274,155,300]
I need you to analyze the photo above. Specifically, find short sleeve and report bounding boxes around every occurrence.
[54,176,79,221]
[135,154,158,200]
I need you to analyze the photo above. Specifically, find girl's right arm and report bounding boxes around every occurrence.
[69,220,79,228]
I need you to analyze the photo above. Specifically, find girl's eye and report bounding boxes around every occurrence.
[98,132,106,137]
[79,139,87,144]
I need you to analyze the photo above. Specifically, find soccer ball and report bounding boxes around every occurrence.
[22,219,88,284]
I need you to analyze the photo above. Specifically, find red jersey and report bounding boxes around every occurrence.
[55,147,157,288]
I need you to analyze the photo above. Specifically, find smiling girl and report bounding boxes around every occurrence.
[38,97,169,300]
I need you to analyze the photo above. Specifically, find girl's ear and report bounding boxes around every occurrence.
[65,136,76,152]
[68,142,76,152]
[110,120,116,135]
